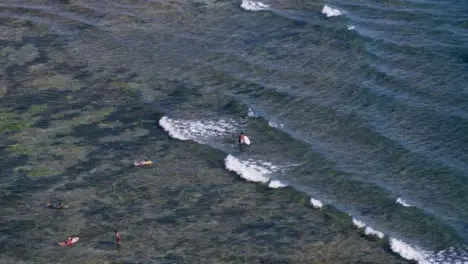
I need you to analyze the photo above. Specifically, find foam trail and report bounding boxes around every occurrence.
[347,25,355,30]
[310,198,323,209]
[268,120,284,128]
[268,180,287,188]
[322,5,342,17]
[158,116,238,143]
[225,155,275,183]
[246,107,283,128]
[241,0,270,11]
[352,219,385,239]
[396,197,412,207]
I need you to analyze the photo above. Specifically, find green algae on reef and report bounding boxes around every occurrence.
[111,81,143,92]
[26,166,58,178]
[98,121,123,129]
[50,106,115,129]
[10,142,91,178]
[28,104,48,115]
[0,110,31,133]
[0,44,39,66]
[5,105,115,178]
[29,74,84,91]
[7,143,32,156]
[0,104,48,134]
[98,127,150,143]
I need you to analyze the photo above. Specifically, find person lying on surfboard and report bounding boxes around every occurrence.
[60,236,73,245]
[134,159,153,166]
[58,236,79,246]
[47,200,63,209]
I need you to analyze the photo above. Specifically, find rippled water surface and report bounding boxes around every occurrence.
[1,0,467,263]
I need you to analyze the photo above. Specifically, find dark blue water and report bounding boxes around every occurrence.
[1,0,467,263]
[157,0,468,262]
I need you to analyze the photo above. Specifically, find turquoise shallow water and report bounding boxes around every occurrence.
[1,0,467,263]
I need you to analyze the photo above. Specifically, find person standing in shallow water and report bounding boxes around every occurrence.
[114,230,121,246]
[238,132,245,144]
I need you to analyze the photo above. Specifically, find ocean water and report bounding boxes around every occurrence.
[1,0,467,263]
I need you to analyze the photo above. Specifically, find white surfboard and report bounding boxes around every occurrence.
[58,237,79,246]
[242,136,251,145]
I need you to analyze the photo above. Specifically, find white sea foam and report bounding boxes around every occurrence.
[365,226,385,239]
[347,25,355,30]
[390,239,468,264]
[158,116,237,143]
[268,120,284,128]
[241,0,270,11]
[268,180,287,188]
[396,197,412,207]
[322,5,342,17]
[224,155,275,183]
[247,108,256,117]
[431,247,468,264]
[352,218,366,228]
[390,238,430,263]
[268,120,277,128]
[352,219,385,239]
[310,198,323,209]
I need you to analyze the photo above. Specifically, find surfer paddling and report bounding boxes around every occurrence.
[47,200,64,209]
[58,236,79,246]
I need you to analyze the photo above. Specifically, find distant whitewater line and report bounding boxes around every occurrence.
[240,0,270,11]
[240,1,342,19]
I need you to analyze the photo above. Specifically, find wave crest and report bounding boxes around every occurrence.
[158,116,238,143]
[241,0,270,11]
[322,5,342,17]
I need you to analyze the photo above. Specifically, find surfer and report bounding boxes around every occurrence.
[114,230,121,245]
[62,236,73,245]
[58,235,79,246]
[238,132,245,144]
[238,132,251,145]
[48,200,63,209]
